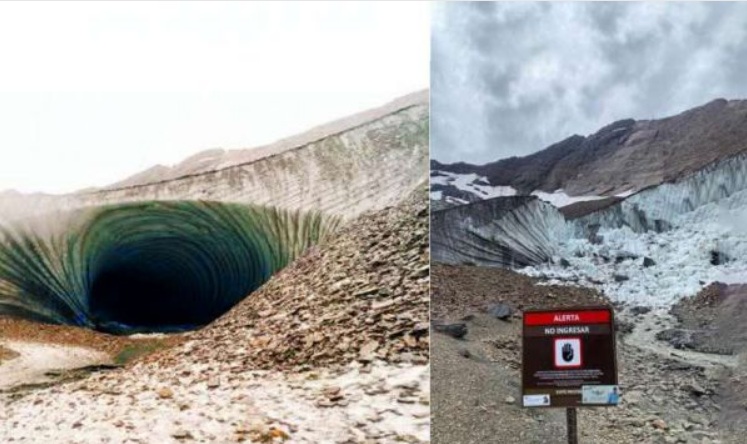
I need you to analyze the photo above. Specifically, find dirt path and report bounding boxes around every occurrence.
[624,308,737,369]
[0,340,111,391]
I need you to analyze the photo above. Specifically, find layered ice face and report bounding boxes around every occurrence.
[432,196,574,267]
[0,201,339,333]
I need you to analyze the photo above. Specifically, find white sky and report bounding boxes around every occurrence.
[0,1,430,194]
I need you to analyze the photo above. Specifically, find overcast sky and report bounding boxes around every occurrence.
[432,2,747,164]
[0,2,429,193]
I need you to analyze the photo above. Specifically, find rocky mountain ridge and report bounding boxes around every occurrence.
[432,98,747,200]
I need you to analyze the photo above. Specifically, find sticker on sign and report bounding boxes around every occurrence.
[582,385,620,405]
[523,394,551,407]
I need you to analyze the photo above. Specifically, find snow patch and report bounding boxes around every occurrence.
[431,171,617,208]
[431,171,516,200]
[615,189,636,198]
[531,190,607,207]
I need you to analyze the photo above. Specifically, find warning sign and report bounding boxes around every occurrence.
[522,306,618,408]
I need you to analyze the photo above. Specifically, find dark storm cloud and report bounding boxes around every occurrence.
[431,2,747,164]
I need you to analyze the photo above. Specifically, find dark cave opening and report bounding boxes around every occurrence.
[88,236,258,334]
[0,201,337,335]
[89,267,215,332]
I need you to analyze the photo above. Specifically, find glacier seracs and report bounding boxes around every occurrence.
[524,154,747,306]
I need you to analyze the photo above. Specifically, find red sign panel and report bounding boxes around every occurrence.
[524,310,611,326]
[522,306,618,408]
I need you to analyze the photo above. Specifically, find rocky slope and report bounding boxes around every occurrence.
[650,282,747,443]
[0,185,430,443]
[147,185,430,371]
[0,91,428,223]
[431,98,747,205]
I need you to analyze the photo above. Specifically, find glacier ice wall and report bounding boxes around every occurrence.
[432,196,573,267]
[526,154,747,306]
[574,154,747,233]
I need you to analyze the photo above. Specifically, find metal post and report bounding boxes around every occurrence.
[566,408,578,444]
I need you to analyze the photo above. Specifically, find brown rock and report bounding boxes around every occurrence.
[172,429,194,440]
[157,387,174,399]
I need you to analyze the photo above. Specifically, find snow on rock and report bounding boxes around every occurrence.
[615,189,636,198]
[430,171,617,208]
[531,189,607,207]
[0,340,110,390]
[430,171,517,199]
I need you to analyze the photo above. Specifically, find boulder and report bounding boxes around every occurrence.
[486,303,512,320]
[433,322,468,339]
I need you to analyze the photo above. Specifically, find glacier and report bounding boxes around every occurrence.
[574,153,747,233]
[434,154,747,307]
[432,196,573,267]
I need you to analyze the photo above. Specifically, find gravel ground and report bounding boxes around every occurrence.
[0,340,110,390]
[0,317,183,357]
[664,283,747,443]
[0,360,429,443]
[0,343,19,363]
[432,264,726,444]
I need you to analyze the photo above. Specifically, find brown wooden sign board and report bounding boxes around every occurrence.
[522,306,618,408]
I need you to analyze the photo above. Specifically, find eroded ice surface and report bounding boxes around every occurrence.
[524,154,747,306]
[432,197,574,267]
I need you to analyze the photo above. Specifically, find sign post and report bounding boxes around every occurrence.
[521,306,618,442]
[566,407,578,444]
